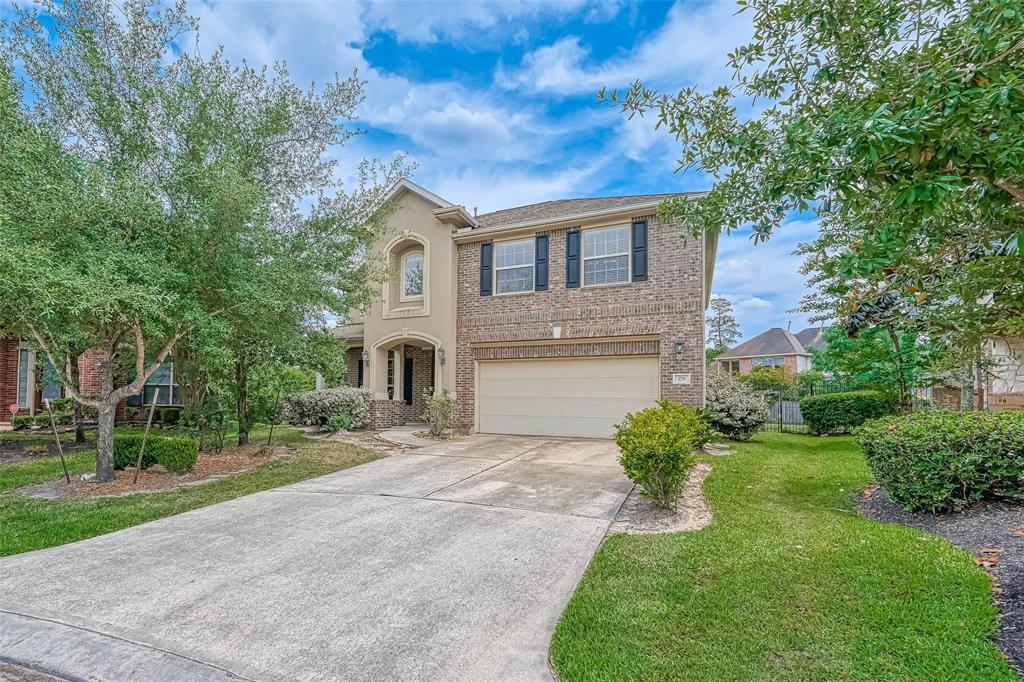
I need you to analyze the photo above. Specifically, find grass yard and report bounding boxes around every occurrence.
[0,426,377,557]
[551,432,1015,681]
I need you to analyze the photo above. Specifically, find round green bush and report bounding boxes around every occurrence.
[160,408,181,426]
[113,434,199,474]
[800,390,889,435]
[858,410,1024,512]
[614,401,711,510]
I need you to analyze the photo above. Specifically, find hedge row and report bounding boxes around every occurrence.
[858,410,1024,512]
[799,390,890,435]
[113,434,199,474]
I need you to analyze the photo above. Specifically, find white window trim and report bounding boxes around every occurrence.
[16,346,34,413]
[399,251,424,302]
[493,237,535,296]
[582,224,631,287]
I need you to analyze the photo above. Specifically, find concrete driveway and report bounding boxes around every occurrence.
[0,435,632,682]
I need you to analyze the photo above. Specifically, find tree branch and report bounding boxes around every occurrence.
[110,323,187,403]
[994,177,1024,207]
[25,324,99,407]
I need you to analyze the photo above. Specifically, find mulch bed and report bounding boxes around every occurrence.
[856,486,1024,673]
[19,443,296,499]
[0,438,95,466]
[609,462,713,535]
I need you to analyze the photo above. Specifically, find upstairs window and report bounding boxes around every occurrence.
[583,225,630,286]
[494,238,534,294]
[401,252,424,300]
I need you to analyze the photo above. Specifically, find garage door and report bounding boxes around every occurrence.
[477,356,660,438]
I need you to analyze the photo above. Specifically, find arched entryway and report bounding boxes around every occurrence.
[368,331,444,425]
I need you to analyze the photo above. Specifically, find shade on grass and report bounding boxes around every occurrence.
[0,427,376,557]
[551,433,1014,681]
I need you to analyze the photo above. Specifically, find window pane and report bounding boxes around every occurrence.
[143,385,171,405]
[17,349,28,407]
[403,254,423,298]
[584,226,629,258]
[494,239,534,268]
[147,362,172,386]
[496,265,534,294]
[583,254,629,285]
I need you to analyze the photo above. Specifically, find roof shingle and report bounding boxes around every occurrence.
[717,327,808,359]
[474,193,698,229]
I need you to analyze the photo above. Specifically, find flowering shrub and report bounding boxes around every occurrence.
[705,373,770,440]
[614,401,711,510]
[282,387,372,430]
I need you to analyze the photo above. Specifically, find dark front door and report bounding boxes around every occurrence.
[403,357,414,406]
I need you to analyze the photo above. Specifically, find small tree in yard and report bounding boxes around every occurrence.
[706,296,741,352]
[422,389,456,437]
[614,401,711,511]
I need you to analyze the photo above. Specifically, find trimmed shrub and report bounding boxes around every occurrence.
[33,414,51,428]
[122,407,138,424]
[800,390,889,435]
[282,387,372,430]
[50,398,73,413]
[51,412,72,426]
[113,434,199,474]
[858,410,1024,512]
[705,373,771,440]
[160,408,181,426]
[614,401,712,510]
[11,415,33,430]
[324,413,353,432]
[422,389,455,436]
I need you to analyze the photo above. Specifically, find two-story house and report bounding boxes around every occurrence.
[335,180,717,438]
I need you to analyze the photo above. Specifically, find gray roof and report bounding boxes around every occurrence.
[474,193,697,229]
[717,327,808,359]
[794,327,830,352]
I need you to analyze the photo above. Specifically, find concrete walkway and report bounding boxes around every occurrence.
[376,422,434,448]
[0,435,631,682]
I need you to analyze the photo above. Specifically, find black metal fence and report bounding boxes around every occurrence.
[760,380,864,434]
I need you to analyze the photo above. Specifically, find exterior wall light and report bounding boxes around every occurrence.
[674,339,686,360]
[437,346,446,365]
[361,350,370,364]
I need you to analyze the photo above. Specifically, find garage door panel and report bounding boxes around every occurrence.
[479,396,657,420]
[477,356,660,438]
[478,377,659,400]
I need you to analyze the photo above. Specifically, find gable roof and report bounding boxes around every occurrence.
[383,179,453,210]
[473,193,699,229]
[717,327,808,359]
[794,327,830,352]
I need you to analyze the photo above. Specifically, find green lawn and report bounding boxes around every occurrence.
[0,426,376,557]
[551,432,1014,681]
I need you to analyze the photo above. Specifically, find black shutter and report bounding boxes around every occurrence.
[535,234,549,291]
[565,229,581,288]
[631,220,648,282]
[480,241,493,296]
[357,357,364,387]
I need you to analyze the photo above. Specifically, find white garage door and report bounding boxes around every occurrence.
[477,356,660,438]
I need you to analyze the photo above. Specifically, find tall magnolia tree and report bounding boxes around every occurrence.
[706,296,741,351]
[0,0,403,476]
[603,0,1024,367]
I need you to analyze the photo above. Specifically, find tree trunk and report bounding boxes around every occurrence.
[887,326,912,414]
[69,358,86,443]
[959,364,975,412]
[236,356,249,446]
[94,358,116,482]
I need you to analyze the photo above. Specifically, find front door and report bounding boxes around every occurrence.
[403,357,414,406]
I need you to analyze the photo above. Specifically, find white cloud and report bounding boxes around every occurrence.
[497,1,753,95]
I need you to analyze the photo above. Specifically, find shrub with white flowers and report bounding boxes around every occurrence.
[704,373,770,440]
[282,387,373,430]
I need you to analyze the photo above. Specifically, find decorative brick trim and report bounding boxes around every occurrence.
[469,322,664,344]
[457,299,701,331]
[473,338,659,361]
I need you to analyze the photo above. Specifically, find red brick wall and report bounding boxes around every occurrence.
[453,213,706,430]
[396,346,434,423]
[0,338,22,423]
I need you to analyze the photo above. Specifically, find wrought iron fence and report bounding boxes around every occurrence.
[760,380,865,434]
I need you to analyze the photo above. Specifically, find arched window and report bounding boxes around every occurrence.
[401,252,424,300]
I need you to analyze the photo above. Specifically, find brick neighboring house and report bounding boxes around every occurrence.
[336,180,717,438]
[714,326,830,376]
[0,338,180,425]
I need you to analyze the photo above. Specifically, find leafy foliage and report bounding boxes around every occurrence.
[614,401,711,510]
[112,434,199,474]
[858,410,1024,512]
[422,389,456,436]
[282,387,373,431]
[737,365,794,391]
[800,391,890,435]
[705,373,771,440]
[706,296,741,350]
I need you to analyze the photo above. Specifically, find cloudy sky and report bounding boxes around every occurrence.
[189,0,821,339]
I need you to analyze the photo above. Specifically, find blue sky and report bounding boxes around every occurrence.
[116,1,827,339]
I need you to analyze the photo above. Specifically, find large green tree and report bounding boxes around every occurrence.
[604,0,1024,367]
[706,296,741,351]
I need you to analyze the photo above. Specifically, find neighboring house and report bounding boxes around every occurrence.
[0,337,181,424]
[715,326,830,376]
[336,180,717,438]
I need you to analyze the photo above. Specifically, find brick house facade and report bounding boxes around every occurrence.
[337,180,716,438]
